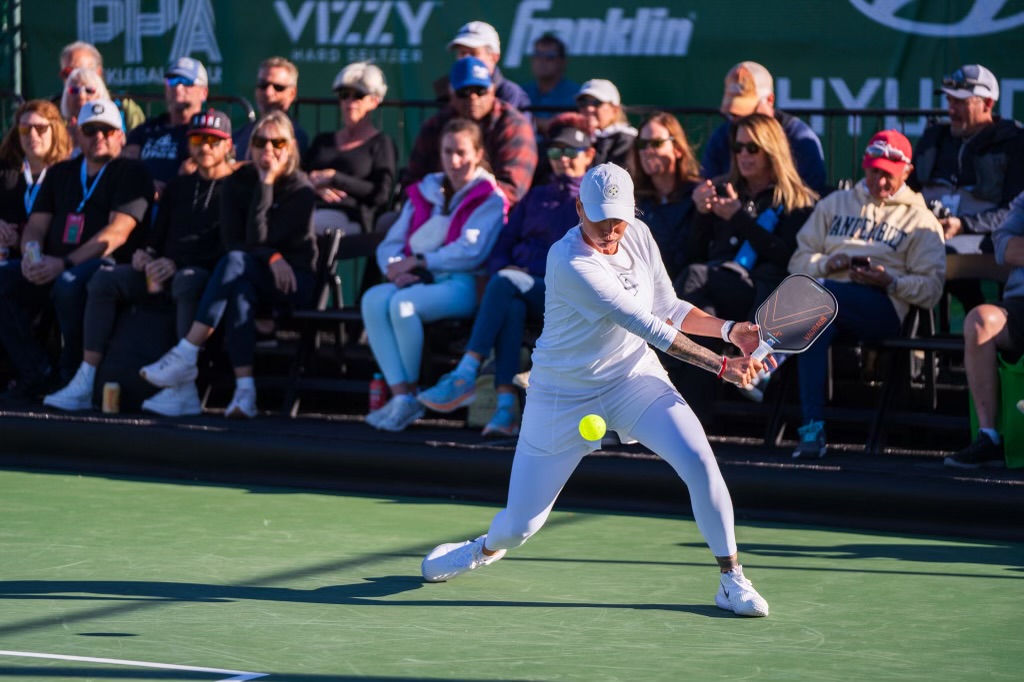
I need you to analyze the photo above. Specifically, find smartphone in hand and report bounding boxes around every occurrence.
[850,256,871,270]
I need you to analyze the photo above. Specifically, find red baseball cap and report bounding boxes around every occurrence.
[862,130,912,175]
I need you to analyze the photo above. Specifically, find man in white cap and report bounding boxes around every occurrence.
[419,163,774,619]
[910,65,1024,265]
[125,56,209,193]
[0,99,153,401]
[702,61,827,194]
[442,20,531,113]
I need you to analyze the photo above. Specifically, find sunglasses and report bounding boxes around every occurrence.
[166,75,196,88]
[546,146,587,160]
[251,135,289,150]
[532,51,560,60]
[637,137,673,151]
[336,88,368,101]
[455,86,489,99]
[864,141,910,164]
[731,141,762,155]
[188,133,225,147]
[576,97,603,109]
[80,124,117,138]
[18,123,51,136]
[59,66,75,80]
[257,80,291,92]
[68,85,98,96]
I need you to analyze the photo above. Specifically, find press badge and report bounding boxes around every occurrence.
[63,213,85,244]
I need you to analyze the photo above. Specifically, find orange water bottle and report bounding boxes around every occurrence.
[369,372,388,412]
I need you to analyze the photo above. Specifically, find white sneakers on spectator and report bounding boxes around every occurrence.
[715,566,770,617]
[376,394,424,431]
[142,383,203,417]
[421,535,506,582]
[140,348,198,388]
[43,363,96,411]
[225,387,258,419]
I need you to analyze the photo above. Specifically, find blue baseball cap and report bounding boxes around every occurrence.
[450,56,492,91]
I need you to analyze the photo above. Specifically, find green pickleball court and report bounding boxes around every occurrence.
[0,469,1020,681]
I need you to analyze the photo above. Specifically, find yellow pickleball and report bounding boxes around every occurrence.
[579,414,607,441]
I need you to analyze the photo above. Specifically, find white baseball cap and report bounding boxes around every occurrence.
[332,61,387,98]
[77,99,124,130]
[448,21,501,53]
[579,163,635,225]
[939,64,999,101]
[576,79,621,106]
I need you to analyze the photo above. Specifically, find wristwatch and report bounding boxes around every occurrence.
[414,253,426,266]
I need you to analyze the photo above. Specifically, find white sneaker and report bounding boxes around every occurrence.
[225,387,258,419]
[422,535,506,582]
[139,349,198,388]
[142,383,203,417]
[377,395,425,432]
[715,566,769,617]
[43,365,95,411]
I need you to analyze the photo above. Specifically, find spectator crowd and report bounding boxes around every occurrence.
[2,23,1024,471]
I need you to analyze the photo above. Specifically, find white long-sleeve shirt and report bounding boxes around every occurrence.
[530,218,694,392]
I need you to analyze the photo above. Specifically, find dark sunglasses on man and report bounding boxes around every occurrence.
[188,133,225,147]
[166,75,196,88]
[636,137,673,151]
[59,66,75,80]
[258,80,291,92]
[455,86,488,99]
[80,123,118,138]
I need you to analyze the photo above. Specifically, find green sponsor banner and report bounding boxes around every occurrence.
[13,0,1024,177]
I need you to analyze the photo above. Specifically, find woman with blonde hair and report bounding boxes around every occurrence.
[140,110,317,418]
[630,111,703,282]
[675,113,818,410]
[0,100,73,253]
[60,67,111,138]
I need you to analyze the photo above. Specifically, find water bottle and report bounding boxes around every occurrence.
[369,373,388,412]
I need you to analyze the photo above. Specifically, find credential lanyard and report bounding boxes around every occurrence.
[22,160,46,215]
[77,157,108,213]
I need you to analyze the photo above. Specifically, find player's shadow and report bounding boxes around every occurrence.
[0,577,733,620]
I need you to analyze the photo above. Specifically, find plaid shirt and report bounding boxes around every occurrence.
[403,100,537,207]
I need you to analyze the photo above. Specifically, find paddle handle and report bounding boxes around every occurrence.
[752,340,775,362]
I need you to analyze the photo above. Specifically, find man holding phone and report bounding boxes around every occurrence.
[787,130,946,458]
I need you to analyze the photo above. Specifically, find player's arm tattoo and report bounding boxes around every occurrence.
[666,331,722,374]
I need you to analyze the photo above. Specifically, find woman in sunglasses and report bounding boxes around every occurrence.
[418,113,595,436]
[630,111,703,283]
[362,117,508,432]
[139,111,317,419]
[675,113,817,414]
[59,68,110,154]
[0,100,73,261]
[575,79,636,169]
[305,61,397,236]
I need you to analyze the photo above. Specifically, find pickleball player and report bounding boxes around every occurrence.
[420,163,774,617]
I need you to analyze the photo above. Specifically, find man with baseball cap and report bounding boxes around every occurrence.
[0,99,153,402]
[404,56,536,207]
[788,130,946,458]
[419,162,773,618]
[702,61,827,194]
[45,109,235,415]
[437,20,531,113]
[910,65,1024,269]
[125,56,209,193]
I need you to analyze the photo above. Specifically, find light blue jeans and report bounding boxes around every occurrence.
[361,273,477,386]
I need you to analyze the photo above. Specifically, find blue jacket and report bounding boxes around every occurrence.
[487,174,582,277]
[701,110,828,195]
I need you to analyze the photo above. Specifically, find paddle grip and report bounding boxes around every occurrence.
[752,341,774,362]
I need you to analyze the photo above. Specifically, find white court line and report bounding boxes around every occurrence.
[0,650,268,680]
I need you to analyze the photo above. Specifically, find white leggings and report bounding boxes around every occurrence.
[486,392,737,558]
[361,273,477,386]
